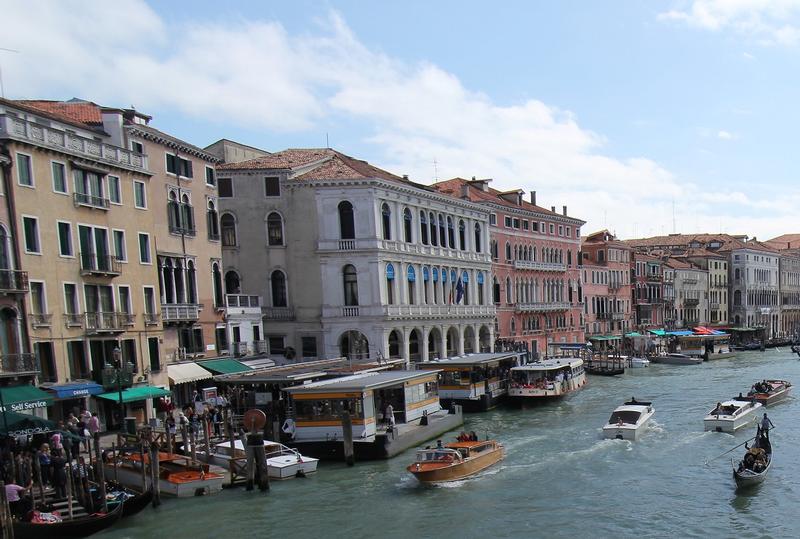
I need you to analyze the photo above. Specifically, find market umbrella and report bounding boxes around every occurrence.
[0,410,56,437]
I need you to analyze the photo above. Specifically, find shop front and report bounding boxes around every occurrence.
[41,382,104,423]
[0,384,53,418]
[94,385,171,430]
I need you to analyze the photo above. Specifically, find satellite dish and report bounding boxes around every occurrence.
[243,409,267,433]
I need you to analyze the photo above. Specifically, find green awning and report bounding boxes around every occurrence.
[0,385,53,413]
[588,335,621,341]
[96,386,171,403]
[625,332,643,337]
[198,359,252,375]
[0,410,56,437]
[648,329,668,337]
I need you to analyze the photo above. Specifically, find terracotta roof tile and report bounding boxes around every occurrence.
[765,234,800,250]
[17,99,104,125]
[293,152,404,183]
[216,148,334,170]
[625,233,778,254]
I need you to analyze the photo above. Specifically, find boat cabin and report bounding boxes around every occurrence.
[672,333,732,359]
[285,370,442,443]
[509,358,586,398]
[415,352,524,411]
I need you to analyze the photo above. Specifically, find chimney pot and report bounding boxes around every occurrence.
[461,184,470,199]
[563,205,567,216]
[551,206,556,213]
[402,174,408,180]
[471,176,476,181]
[530,191,536,205]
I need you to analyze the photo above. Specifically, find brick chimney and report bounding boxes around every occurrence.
[563,205,567,216]
[530,191,536,205]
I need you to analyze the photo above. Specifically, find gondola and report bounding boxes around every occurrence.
[105,481,154,518]
[12,499,123,539]
[733,428,772,489]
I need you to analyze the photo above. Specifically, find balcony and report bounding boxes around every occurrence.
[684,319,699,327]
[80,253,122,276]
[63,313,83,328]
[253,340,268,354]
[515,301,571,313]
[710,302,721,310]
[73,192,110,210]
[612,312,625,320]
[645,274,662,282]
[0,113,149,173]
[0,270,28,293]
[169,225,197,237]
[682,278,699,285]
[595,312,611,320]
[608,281,622,291]
[232,341,249,357]
[513,260,567,272]
[161,303,200,323]
[684,298,700,307]
[342,306,360,317]
[382,304,495,320]
[208,231,220,242]
[262,307,295,320]
[0,353,37,376]
[338,239,356,250]
[143,312,160,325]
[318,239,491,264]
[85,312,126,333]
[29,313,52,328]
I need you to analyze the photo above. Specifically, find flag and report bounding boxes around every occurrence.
[455,277,464,304]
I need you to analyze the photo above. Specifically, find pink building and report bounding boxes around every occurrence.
[580,230,634,337]
[433,178,585,357]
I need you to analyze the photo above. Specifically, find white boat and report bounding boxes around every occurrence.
[704,398,762,433]
[208,439,318,479]
[509,358,587,399]
[114,452,225,497]
[602,399,655,441]
[628,357,650,368]
[651,353,703,366]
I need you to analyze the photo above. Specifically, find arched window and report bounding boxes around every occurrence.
[438,215,446,246]
[733,289,742,306]
[221,213,237,247]
[386,263,395,304]
[0,225,11,270]
[338,201,355,239]
[181,193,194,233]
[225,270,241,295]
[458,220,466,250]
[267,212,284,246]
[493,277,500,304]
[474,223,482,253]
[506,242,512,261]
[212,262,223,307]
[403,208,413,243]
[187,260,197,304]
[381,203,391,240]
[343,264,359,306]
[506,276,512,304]
[271,270,287,307]
[168,191,181,232]
[429,212,438,246]
[447,217,455,248]
[567,250,572,266]
[419,211,429,245]
[477,272,485,305]
[407,265,416,305]
[206,200,220,240]
[388,330,401,359]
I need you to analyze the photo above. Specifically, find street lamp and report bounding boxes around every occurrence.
[112,346,124,430]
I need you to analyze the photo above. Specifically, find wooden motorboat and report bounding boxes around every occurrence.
[407,440,504,483]
[651,353,703,366]
[748,380,792,406]
[114,451,224,497]
[602,399,655,441]
[704,397,762,433]
[733,428,772,488]
[13,500,123,539]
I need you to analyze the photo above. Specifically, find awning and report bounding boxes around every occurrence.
[0,410,56,437]
[198,359,252,375]
[648,329,667,337]
[588,335,621,341]
[0,385,53,413]
[554,343,587,350]
[240,358,276,370]
[168,362,213,385]
[43,382,104,400]
[625,332,643,337]
[668,330,695,336]
[96,386,171,403]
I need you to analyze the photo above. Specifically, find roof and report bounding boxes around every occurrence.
[127,124,221,162]
[293,151,406,183]
[431,178,584,223]
[16,98,104,125]
[626,233,778,254]
[765,234,800,250]
[285,370,438,394]
[197,359,252,375]
[217,148,334,171]
[511,358,583,370]
[416,351,525,367]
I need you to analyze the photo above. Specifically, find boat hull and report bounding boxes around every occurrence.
[628,357,650,368]
[208,453,318,479]
[704,410,760,433]
[114,465,224,497]
[651,355,703,365]
[707,351,738,360]
[509,374,587,399]
[602,409,654,441]
[408,446,504,483]
[752,383,792,406]
[13,500,123,539]
[734,454,772,488]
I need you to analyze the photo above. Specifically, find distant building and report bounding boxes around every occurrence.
[580,230,633,337]
[631,253,664,329]
[664,258,708,328]
[204,139,270,165]
[766,235,800,338]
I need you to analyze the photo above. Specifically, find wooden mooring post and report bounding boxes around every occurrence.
[341,411,355,466]
[0,479,14,539]
[149,441,161,507]
[93,433,108,512]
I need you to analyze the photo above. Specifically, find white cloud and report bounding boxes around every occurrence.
[659,0,800,45]
[717,130,735,139]
[2,1,796,240]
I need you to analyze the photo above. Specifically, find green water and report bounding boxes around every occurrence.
[98,350,800,539]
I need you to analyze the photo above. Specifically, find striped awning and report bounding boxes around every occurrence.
[168,362,213,385]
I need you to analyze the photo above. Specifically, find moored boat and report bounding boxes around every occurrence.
[114,451,224,497]
[407,440,504,483]
[13,499,123,539]
[748,379,792,406]
[602,398,655,441]
[628,357,650,368]
[508,358,587,399]
[104,481,153,518]
[704,398,762,433]
[733,428,772,488]
[651,353,703,366]
[207,439,319,479]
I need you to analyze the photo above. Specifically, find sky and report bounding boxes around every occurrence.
[2,0,800,240]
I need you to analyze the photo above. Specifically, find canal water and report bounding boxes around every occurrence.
[98,350,800,539]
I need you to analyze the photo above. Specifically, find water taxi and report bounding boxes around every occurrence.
[208,439,319,479]
[748,379,792,406]
[508,358,586,399]
[704,398,762,433]
[114,452,224,497]
[602,399,655,441]
[407,440,504,483]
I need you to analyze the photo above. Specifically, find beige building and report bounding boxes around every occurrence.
[1,98,166,426]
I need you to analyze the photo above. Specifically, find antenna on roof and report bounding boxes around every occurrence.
[325,132,330,149]
[433,157,439,182]
[672,197,676,234]
[0,47,21,99]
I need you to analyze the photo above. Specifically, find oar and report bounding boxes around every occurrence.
[704,436,756,466]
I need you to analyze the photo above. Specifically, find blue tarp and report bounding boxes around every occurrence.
[668,330,694,336]
[44,382,104,400]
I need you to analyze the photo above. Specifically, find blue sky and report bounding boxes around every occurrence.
[4,0,800,239]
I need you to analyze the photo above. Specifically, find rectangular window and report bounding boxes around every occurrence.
[134,181,146,208]
[143,286,156,314]
[138,233,151,264]
[268,336,286,356]
[218,178,233,197]
[531,222,539,232]
[512,218,520,229]
[23,216,40,254]
[108,176,122,204]
[17,153,33,186]
[72,169,106,206]
[64,283,79,315]
[132,141,144,154]
[118,286,132,314]
[205,166,216,186]
[30,282,46,314]
[57,221,73,257]
[264,177,280,197]
[558,225,564,236]
[504,216,512,228]
[549,223,555,234]
[113,230,127,262]
[522,220,529,230]
[302,337,317,358]
[52,161,67,193]
[166,153,193,178]
[566,226,571,237]
[489,214,497,225]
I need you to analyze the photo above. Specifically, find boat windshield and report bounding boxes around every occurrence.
[416,449,461,462]
[607,410,641,425]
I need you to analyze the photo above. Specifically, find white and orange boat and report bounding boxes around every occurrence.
[406,440,504,483]
[115,451,224,497]
[748,379,792,406]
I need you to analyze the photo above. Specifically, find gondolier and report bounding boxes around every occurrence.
[760,413,775,436]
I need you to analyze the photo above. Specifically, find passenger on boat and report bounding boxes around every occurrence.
[713,402,724,416]
[457,432,469,442]
[436,440,444,449]
[469,431,478,441]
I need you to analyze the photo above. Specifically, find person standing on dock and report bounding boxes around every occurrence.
[385,403,395,428]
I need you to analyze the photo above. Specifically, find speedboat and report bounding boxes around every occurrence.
[407,440,504,483]
[704,398,762,433]
[602,399,655,441]
[733,427,772,489]
[209,439,318,479]
[748,380,792,406]
[628,357,650,368]
[651,353,703,366]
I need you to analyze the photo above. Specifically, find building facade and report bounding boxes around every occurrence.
[580,230,633,337]
[631,253,664,329]
[431,179,584,357]
[217,149,496,364]
[666,258,709,328]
